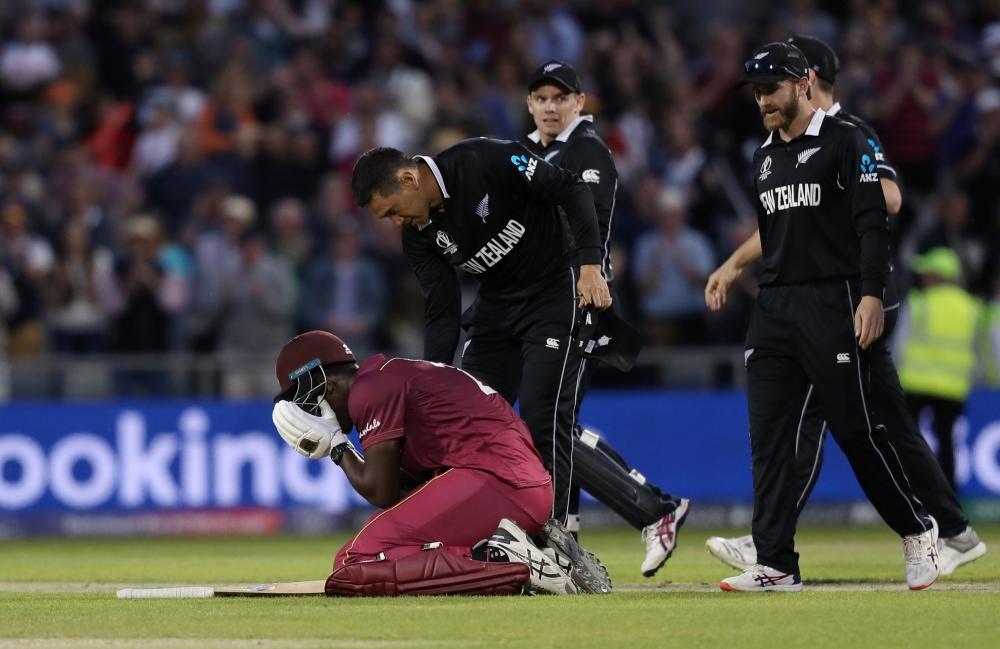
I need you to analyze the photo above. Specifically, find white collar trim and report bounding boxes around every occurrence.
[827,102,842,116]
[414,155,450,199]
[805,108,826,136]
[527,114,593,145]
[762,108,826,147]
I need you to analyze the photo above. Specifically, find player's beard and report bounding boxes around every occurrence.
[761,89,800,132]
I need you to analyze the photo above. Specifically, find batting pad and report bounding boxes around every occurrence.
[117,580,327,598]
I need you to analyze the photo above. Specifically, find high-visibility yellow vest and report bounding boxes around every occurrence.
[984,302,1000,387]
[898,285,982,400]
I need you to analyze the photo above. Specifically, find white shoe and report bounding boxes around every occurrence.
[938,525,987,576]
[705,533,756,572]
[486,519,578,595]
[640,498,690,577]
[541,518,612,594]
[903,516,940,590]
[719,564,803,592]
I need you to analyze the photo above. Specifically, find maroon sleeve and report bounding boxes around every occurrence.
[350,370,408,450]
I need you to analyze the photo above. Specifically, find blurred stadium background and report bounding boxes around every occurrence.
[1,0,1000,539]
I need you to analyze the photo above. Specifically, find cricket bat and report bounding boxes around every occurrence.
[117,580,327,598]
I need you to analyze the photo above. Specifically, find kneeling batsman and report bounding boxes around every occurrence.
[271,330,612,596]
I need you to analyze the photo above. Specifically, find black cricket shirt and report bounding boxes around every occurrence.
[401,137,602,362]
[752,108,890,298]
[525,115,619,280]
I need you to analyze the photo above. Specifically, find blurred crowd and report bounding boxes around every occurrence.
[1,0,1000,398]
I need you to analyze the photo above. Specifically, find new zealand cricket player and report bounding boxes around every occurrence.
[708,41,940,592]
[705,35,986,579]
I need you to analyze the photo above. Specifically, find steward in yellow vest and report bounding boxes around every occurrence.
[897,247,983,489]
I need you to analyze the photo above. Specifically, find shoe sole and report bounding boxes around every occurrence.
[493,521,578,595]
[542,520,612,594]
[705,538,754,572]
[642,499,691,578]
[719,581,803,593]
[940,542,987,577]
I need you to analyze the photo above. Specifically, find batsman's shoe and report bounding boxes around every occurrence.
[640,498,690,577]
[705,533,756,572]
[938,525,987,577]
[541,518,612,594]
[719,564,803,592]
[486,519,577,595]
[903,516,940,590]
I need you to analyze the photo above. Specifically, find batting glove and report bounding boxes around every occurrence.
[272,399,350,460]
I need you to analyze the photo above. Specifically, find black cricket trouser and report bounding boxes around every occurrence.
[745,280,932,575]
[461,269,581,525]
[906,393,965,493]
[790,306,969,538]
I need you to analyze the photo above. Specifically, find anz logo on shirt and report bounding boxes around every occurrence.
[859,152,878,183]
[510,154,538,181]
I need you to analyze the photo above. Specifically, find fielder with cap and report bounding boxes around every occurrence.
[271,330,612,596]
[705,41,940,592]
[705,36,986,579]
[522,59,690,577]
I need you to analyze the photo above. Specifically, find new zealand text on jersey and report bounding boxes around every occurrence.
[460,219,526,274]
[759,183,822,215]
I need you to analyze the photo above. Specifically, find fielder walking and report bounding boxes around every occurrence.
[523,60,690,577]
[708,41,940,592]
[705,35,986,578]
[271,330,611,596]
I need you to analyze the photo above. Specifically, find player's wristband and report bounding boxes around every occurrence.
[329,443,351,466]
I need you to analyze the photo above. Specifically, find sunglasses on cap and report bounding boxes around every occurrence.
[743,58,808,80]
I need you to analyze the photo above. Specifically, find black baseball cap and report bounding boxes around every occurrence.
[741,42,811,85]
[786,35,840,84]
[574,305,643,372]
[529,60,582,94]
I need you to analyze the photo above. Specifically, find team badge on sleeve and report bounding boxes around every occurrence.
[759,155,773,181]
[859,153,878,183]
[510,154,538,181]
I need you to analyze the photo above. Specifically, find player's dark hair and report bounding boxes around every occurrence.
[350,147,414,207]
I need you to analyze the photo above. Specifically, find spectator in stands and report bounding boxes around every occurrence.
[217,229,297,398]
[633,188,715,345]
[0,202,53,357]
[101,216,174,395]
[302,224,387,360]
[187,194,255,353]
[46,220,111,354]
[0,264,18,400]
[0,13,60,94]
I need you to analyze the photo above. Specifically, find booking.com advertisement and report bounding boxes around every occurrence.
[2,391,999,536]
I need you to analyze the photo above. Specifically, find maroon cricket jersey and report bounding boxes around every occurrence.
[350,354,551,489]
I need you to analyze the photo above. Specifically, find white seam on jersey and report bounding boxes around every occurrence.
[883,302,900,312]
[602,178,618,279]
[845,281,926,531]
[793,384,814,457]
[550,267,578,522]
[877,164,896,172]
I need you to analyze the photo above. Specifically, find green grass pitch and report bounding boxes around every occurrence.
[2,524,998,648]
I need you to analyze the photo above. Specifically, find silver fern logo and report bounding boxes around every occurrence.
[475,194,490,222]
[796,147,822,167]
